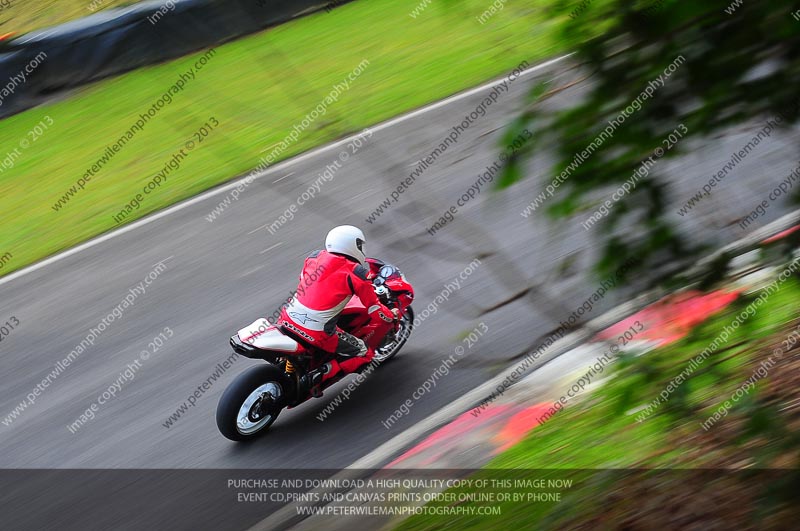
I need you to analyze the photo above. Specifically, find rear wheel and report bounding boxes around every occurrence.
[216,364,286,441]
[373,307,413,363]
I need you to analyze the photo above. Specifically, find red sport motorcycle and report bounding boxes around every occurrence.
[216,258,414,441]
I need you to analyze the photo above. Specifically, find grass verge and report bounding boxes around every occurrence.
[397,275,800,530]
[0,0,138,36]
[0,0,568,278]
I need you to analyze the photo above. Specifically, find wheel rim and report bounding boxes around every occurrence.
[374,313,412,362]
[236,382,281,435]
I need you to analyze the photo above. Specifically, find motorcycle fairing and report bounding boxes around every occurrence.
[237,319,301,353]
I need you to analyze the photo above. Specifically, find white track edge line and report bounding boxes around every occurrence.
[0,54,572,288]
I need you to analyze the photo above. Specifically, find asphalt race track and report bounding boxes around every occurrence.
[1,57,798,529]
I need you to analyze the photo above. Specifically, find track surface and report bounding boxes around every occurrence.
[1,58,798,528]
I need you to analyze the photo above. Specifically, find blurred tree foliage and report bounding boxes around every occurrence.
[501,0,800,285]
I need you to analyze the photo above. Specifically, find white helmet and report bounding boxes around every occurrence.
[325,225,366,265]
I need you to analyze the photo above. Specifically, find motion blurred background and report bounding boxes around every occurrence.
[1,1,799,529]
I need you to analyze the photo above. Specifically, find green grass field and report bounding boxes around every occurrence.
[0,0,569,278]
[0,0,139,35]
[397,278,800,529]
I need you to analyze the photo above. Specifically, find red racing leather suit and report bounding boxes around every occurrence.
[278,250,394,375]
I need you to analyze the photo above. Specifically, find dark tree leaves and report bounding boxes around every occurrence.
[503,0,800,285]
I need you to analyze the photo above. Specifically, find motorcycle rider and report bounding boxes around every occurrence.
[277,225,397,395]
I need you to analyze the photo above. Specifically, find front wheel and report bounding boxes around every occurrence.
[373,307,414,363]
[216,364,287,441]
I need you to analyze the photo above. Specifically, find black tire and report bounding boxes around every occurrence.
[216,364,287,442]
[373,306,414,363]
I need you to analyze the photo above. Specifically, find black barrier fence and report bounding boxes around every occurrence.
[0,0,357,118]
